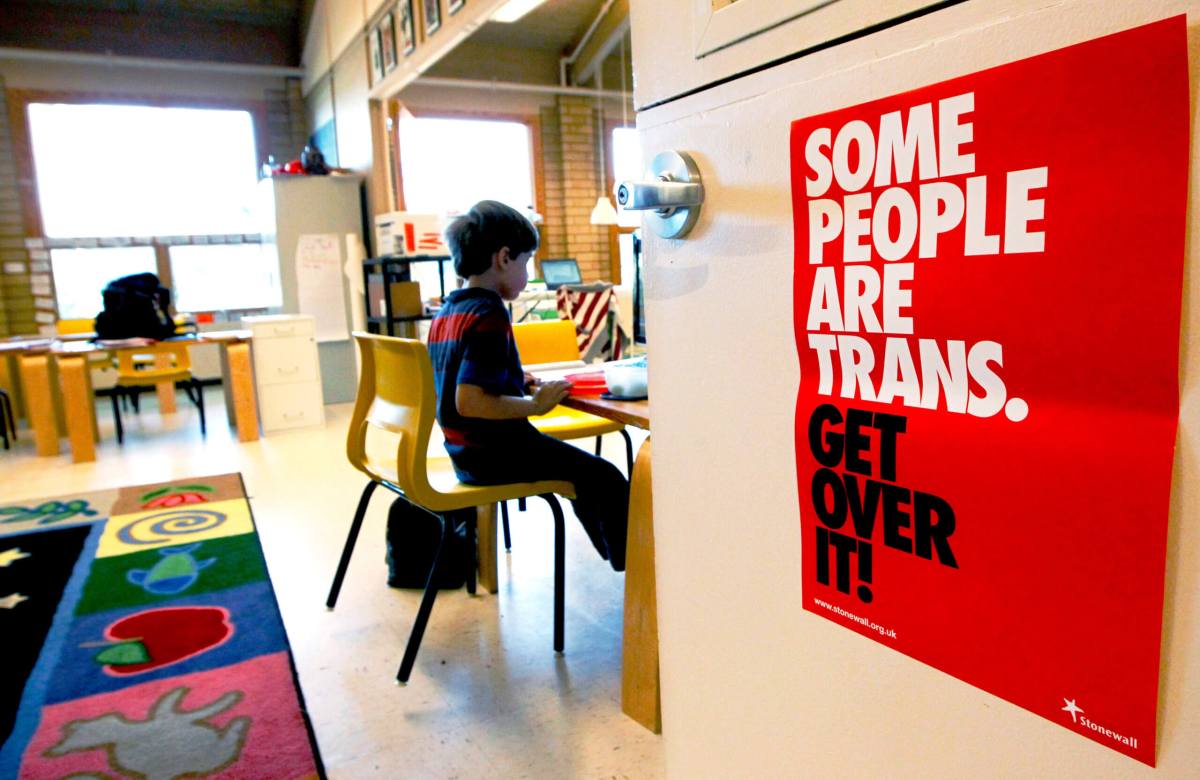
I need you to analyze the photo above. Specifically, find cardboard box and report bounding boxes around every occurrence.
[367,278,422,318]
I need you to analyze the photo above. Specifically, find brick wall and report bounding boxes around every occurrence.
[555,95,610,281]
[264,78,310,164]
[534,96,613,283]
[0,76,42,336]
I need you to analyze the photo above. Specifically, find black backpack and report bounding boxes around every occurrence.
[94,273,177,340]
[385,500,473,590]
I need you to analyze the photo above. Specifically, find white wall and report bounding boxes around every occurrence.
[633,0,1200,777]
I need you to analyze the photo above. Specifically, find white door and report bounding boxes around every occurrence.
[630,0,1200,777]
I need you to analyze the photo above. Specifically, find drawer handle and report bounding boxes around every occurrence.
[283,411,305,420]
[271,326,296,336]
[277,366,301,375]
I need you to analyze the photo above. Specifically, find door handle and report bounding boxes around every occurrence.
[615,150,705,238]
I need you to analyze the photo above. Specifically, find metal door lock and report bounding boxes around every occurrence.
[615,150,705,238]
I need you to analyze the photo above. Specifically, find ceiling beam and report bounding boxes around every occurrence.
[570,0,630,86]
[0,47,305,78]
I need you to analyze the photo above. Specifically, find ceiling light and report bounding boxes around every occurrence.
[492,0,547,23]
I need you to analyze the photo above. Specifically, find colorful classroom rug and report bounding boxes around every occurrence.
[0,473,325,780]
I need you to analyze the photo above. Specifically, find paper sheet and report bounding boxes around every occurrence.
[295,233,349,343]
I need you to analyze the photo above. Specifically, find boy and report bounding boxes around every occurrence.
[428,200,628,572]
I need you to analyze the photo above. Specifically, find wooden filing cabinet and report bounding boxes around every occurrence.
[242,314,325,432]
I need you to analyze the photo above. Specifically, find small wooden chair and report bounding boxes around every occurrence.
[326,332,576,683]
[110,343,205,444]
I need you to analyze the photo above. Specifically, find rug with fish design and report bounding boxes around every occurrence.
[0,473,324,779]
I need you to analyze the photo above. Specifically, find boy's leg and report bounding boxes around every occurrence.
[459,433,630,572]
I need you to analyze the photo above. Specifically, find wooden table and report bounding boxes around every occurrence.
[475,383,661,733]
[0,332,259,462]
[564,394,659,734]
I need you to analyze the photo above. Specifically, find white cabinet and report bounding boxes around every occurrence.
[243,314,325,432]
[258,175,364,404]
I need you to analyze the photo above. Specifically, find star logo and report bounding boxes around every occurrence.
[0,593,29,609]
[0,548,31,567]
[1062,698,1084,723]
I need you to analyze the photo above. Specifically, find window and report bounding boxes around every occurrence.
[50,247,156,320]
[27,102,274,316]
[612,127,642,229]
[399,117,535,216]
[169,244,281,313]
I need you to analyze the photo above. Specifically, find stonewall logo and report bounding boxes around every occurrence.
[1061,698,1138,750]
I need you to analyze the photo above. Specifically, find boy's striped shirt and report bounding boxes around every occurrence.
[428,287,529,457]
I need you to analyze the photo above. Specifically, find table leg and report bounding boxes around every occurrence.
[57,355,96,463]
[0,352,21,420]
[17,354,58,456]
[154,352,177,413]
[477,503,499,594]
[622,436,661,733]
[224,342,258,442]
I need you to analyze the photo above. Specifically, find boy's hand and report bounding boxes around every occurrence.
[531,380,571,415]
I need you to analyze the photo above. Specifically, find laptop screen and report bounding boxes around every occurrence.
[540,258,582,289]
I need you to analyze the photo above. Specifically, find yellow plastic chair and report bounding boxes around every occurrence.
[508,319,633,548]
[56,318,96,336]
[326,332,577,683]
[110,342,205,444]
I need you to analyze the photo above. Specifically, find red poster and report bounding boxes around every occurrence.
[789,17,1187,765]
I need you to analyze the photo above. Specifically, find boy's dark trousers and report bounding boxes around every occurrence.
[452,429,629,572]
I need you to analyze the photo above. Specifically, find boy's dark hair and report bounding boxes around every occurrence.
[444,200,539,278]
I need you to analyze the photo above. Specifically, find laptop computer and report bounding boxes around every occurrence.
[540,258,583,290]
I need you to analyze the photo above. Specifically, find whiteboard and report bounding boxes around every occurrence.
[295,233,349,343]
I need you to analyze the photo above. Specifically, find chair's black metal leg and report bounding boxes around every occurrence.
[594,435,603,457]
[0,396,8,450]
[518,497,526,512]
[5,394,15,442]
[540,494,566,654]
[397,512,450,683]
[500,501,512,551]
[194,380,206,437]
[130,390,140,413]
[111,391,124,445]
[325,481,379,609]
[465,512,477,595]
[620,428,634,476]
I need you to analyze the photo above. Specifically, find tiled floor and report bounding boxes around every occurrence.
[1,394,664,779]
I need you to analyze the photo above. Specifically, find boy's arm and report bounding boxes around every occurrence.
[456,381,571,420]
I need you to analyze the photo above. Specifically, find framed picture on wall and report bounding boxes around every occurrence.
[381,12,398,73]
[399,0,416,55]
[369,26,384,83]
[423,0,441,36]
[448,0,465,14]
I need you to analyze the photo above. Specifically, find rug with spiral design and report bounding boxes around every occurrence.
[0,473,324,780]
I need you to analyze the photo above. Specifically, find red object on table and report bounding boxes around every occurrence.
[563,371,607,397]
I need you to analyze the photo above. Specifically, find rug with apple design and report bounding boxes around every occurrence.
[0,473,325,780]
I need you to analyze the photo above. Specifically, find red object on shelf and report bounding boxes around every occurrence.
[282,159,305,174]
[564,371,607,397]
